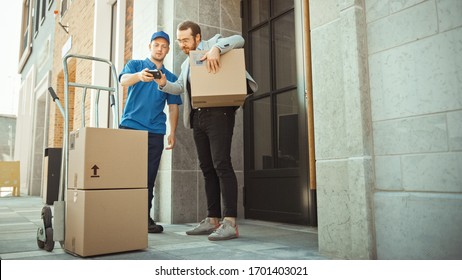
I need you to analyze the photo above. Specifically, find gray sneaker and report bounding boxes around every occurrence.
[186,218,220,235]
[208,219,239,241]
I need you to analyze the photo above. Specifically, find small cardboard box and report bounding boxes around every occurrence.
[65,188,148,257]
[190,48,247,108]
[0,161,20,197]
[68,127,147,190]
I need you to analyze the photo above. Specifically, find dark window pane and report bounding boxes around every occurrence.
[35,0,40,34]
[250,25,271,95]
[61,0,68,17]
[253,97,272,170]
[276,90,299,168]
[250,0,269,27]
[274,10,296,89]
[41,0,46,22]
[273,0,293,16]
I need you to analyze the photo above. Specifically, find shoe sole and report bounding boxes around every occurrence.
[148,225,164,233]
[186,229,216,235]
[208,234,238,241]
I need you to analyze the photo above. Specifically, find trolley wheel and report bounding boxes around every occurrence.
[37,228,45,249]
[44,227,55,252]
[41,206,53,228]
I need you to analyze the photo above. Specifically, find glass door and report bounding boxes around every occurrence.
[243,0,310,224]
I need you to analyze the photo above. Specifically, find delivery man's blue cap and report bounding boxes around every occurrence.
[151,31,170,45]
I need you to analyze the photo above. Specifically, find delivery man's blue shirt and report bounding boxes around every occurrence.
[119,58,182,134]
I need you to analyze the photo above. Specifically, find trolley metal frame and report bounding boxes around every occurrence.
[37,54,120,251]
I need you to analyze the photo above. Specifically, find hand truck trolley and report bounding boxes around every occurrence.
[36,54,120,252]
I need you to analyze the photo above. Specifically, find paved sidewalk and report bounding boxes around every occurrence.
[0,195,330,260]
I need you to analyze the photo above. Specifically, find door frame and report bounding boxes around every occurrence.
[242,0,316,226]
[300,0,317,225]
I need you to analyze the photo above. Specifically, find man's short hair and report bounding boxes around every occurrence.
[177,20,201,38]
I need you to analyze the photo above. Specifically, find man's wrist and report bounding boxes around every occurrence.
[213,45,222,53]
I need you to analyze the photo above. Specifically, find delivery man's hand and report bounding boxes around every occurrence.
[165,134,175,150]
[166,104,178,150]
[140,68,155,82]
[120,69,155,86]
[201,46,221,73]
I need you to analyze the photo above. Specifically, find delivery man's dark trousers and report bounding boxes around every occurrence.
[192,107,238,218]
[146,133,163,216]
[119,125,163,217]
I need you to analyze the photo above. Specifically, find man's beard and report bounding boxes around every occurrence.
[182,40,198,55]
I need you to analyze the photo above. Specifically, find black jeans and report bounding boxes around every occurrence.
[119,125,164,218]
[192,107,238,218]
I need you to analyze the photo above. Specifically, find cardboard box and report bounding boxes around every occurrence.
[190,48,247,108]
[0,161,20,197]
[68,127,147,190]
[65,188,148,257]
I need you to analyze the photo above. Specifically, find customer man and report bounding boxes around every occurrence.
[118,31,182,234]
[154,21,257,241]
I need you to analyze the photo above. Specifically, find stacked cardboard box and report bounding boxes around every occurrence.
[189,48,247,108]
[65,127,148,257]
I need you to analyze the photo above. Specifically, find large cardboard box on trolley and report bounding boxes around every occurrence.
[190,48,247,108]
[65,126,148,257]
[64,188,148,257]
[68,127,148,189]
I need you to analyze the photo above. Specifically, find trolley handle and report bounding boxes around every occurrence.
[48,87,59,102]
[48,87,65,118]
[62,53,120,128]
[110,94,115,107]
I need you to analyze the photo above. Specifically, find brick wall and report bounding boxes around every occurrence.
[49,0,95,146]
[122,0,134,106]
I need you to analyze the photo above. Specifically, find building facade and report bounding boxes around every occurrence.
[16,0,56,197]
[310,0,462,259]
[16,0,461,259]
[0,115,16,161]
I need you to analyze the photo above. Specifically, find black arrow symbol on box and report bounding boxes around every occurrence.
[91,165,100,178]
